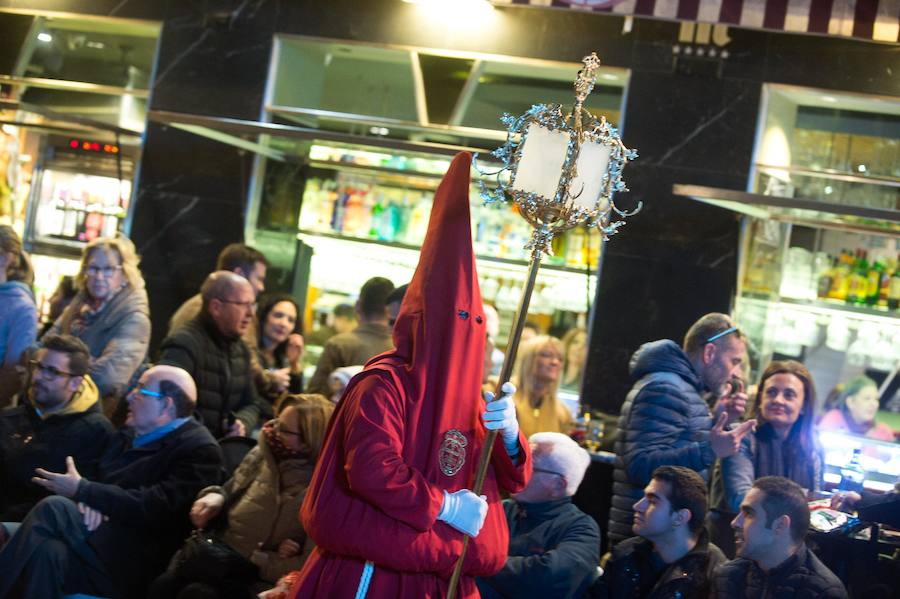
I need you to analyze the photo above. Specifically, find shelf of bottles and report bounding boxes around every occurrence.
[32,170,131,244]
[296,144,599,314]
[736,223,900,374]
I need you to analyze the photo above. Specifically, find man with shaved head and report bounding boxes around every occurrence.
[158,270,262,437]
[0,364,223,598]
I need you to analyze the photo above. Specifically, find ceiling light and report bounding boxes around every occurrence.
[857,164,867,173]
[37,32,53,43]
[821,96,837,103]
[824,186,833,194]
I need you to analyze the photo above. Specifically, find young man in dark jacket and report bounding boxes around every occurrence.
[609,312,756,545]
[711,476,847,599]
[477,432,600,599]
[0,365,223,599]
[592,465,725,599]
[0,335,113,523]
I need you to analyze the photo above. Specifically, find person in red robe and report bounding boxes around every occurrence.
[290,152,532,598]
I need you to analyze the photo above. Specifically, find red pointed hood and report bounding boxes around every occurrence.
[371,152,486,407]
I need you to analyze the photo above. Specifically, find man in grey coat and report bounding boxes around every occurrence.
[608,313,756,545]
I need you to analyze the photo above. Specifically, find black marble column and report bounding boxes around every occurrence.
[582,22,760,414]
[128,2,276,351]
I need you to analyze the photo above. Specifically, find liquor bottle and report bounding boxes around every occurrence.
[846,250,868,305]
[298,178,322,231]
[828,250,851,301]
[838,448,866,494]
[888,254,900,311]
[330,184,349,233]
[368,192,384,239]
[816,256,836,299]
[877,255,893,308]
[866,258,883,306]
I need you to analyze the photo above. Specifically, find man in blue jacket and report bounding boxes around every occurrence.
[477,431,599,599]
[0,364,222,599]
[608,312,756,545]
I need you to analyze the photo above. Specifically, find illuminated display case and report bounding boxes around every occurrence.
[25,135,134,257]
[821,430,900,492]
[677,85,900,433]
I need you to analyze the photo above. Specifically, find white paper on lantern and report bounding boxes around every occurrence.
[570,140,612,210]
[512,123,569,199]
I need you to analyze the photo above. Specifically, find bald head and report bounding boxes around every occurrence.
[144,364,196,418]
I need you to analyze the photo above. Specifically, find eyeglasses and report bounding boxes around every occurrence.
[533,467,566,479]
[706,326,739,344]
[85,264,123,278]
[29,360,76,380]
[129,385,165,399]
[219,299,257,311]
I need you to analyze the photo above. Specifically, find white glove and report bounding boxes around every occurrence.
[437,489,488,537]
[482,381,520,457]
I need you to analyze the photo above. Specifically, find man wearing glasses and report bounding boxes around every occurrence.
[0,335,114,525]
[477,432,599,599]
[159,271,261,438]
[0,364,223,599]
[608,313,756,546]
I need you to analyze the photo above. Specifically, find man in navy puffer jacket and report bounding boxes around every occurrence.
[609,313,756,546]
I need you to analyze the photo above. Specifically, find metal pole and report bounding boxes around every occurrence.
[446,252,543,599]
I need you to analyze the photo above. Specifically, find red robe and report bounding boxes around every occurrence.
[291,153,531,598]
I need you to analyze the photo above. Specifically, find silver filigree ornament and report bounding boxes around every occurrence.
[474,53,640,259]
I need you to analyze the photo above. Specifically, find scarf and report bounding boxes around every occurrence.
[752,423,819,492]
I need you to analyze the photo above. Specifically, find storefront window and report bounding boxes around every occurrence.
[736,84,900,440]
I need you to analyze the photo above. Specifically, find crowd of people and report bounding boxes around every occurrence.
[0,187,895,599]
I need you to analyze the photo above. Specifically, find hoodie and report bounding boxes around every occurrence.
[0,374,114,520]
[0,281,37,402]
[293,153,532,599]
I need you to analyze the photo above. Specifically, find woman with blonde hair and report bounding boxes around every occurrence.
[561,327,588,390]
[0,225,36,404]
[151,394,335,598]
[41,236,150,416]
[512,334,572,438]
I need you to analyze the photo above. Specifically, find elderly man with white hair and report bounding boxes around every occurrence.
[477,431,600,599]
[0,364,223,599]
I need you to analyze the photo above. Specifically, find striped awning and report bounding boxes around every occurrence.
[491,0,900,43]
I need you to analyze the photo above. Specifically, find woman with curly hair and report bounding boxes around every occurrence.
[41,236,150,417]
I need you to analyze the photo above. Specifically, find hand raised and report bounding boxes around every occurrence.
[709,412,756,459]
[285,334,305,367]
[32,456,82,498]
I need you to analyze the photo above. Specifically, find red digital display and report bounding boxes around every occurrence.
[67,138,119,154]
